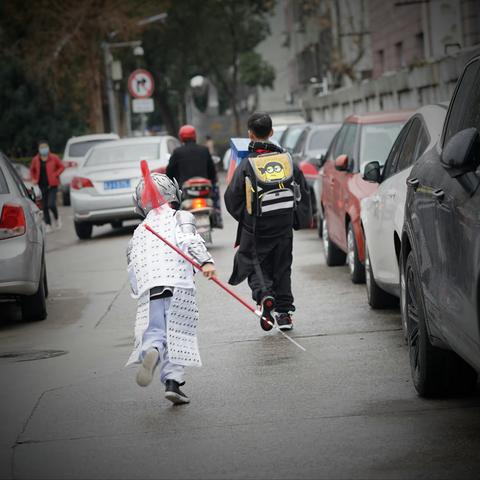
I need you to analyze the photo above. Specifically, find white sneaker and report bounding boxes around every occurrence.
[136,348,159,387]
[44,224,53,234]
[55,217,62,229]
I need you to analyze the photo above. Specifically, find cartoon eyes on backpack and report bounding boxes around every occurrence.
[266,164,282,174]
[259,161,285,180]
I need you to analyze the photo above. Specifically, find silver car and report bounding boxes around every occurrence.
[59,133,120,206]
[71,136,180,239]
[0,153,47,321]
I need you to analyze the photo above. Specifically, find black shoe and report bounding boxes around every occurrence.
[276,312,293,331]
[165,380,190,405]
[259,296,275,331]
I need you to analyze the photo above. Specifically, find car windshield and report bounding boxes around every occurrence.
[282,126,305,150]
[308,127,339,151]
[271,126,287,143]
[359,122,403,169]
[68,139,115,158]
[85,143,160,166]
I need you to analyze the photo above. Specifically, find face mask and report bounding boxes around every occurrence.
[39,147,49,156]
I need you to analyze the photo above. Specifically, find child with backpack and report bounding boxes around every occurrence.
[224,112,310,331]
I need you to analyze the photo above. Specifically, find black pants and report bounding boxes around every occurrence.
[247,236,294,313]
[40,186,58,225]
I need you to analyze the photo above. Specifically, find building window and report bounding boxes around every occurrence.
[395,42,404,68]
[415,32,425,61]
[377,49,385,73]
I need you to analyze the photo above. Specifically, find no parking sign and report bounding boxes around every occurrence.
[128,69,155,99]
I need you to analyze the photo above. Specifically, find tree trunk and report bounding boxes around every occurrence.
[89,60,104,133]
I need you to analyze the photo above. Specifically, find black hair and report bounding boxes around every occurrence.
[247,112,272,138]
[38,140,49,146]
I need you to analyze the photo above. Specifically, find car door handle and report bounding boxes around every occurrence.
[407,178,419,190]
[433,189,444,201]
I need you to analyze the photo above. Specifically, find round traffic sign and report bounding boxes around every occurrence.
[128,69,155,99]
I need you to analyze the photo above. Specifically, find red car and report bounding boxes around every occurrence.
[320,110,412,283]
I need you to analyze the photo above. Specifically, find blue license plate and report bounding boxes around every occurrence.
[104,179,130,190]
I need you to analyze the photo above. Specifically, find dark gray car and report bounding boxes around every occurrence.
[0,153,47,321]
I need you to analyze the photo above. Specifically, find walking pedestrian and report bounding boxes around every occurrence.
[224,112,311,331]
[30,140,64,233]
[126,164,215,405]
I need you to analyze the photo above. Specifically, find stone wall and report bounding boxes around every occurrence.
[304,45,480,123]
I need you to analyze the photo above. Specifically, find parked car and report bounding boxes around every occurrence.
[321,110,412,283]
[271,124,289,144]
[71,136,180,239]
[400,54,480,397]
[12,162,33,189]
[361,103,448,308]
[295,123,341,227]
[279,123,310,159]
[60,133,120,206]
[0,153,47,321]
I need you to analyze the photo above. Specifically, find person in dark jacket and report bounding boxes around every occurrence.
[30,140,65,233]
[166,125,222,227]
[166,125,217,187]
[224,112,311,331]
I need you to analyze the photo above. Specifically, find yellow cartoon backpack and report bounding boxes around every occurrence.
[245,152,300,216]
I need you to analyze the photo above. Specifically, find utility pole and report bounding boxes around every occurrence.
[101,12,167,135]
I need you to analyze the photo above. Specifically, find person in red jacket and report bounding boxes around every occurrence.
[30,140,65,232]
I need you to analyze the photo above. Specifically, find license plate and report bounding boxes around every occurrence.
[104,179,130,190]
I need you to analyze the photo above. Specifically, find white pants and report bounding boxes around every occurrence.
[141,297,185,384]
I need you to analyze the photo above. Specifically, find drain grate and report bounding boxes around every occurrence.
[0,350,68,362]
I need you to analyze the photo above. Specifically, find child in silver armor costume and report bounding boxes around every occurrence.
[126,170,215,405]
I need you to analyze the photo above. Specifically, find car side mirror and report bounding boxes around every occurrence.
[335,154,349,171]
[441,127,480,177]
[362,161,381,183]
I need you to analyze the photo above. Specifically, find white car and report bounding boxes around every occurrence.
[60,133,120,205]
[71,135,180,239]
[360,103,448,308]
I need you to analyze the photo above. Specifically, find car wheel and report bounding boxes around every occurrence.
[347,224,365,284]
[322,216,346,266]
[43,259,49,299]
[74,221,93,240]
[62,190,71,206]
[20,257,47,322]
[399,251,408,343]
[404,251,477,397]
[365,243,398,309]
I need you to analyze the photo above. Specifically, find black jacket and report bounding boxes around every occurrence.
[166,142,217,187]
[224,141,311,242]
[224,141,311,285]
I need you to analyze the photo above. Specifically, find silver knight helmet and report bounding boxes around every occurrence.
[133,172,182,217]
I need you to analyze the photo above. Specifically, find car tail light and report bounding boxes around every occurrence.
[152,166,166,174]
[71,176,94,190]
[65,161,78,168]
[0,204,26,240]
[191,198,208,210]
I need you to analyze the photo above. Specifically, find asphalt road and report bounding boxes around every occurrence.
[1,181,480,479]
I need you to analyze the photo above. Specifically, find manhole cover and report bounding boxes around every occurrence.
[0,350,68,362]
